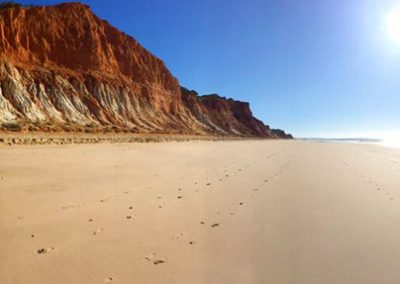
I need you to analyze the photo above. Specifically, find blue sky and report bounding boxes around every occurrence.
[18,0,400,138]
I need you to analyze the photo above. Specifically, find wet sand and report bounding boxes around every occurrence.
[1,140,400,283]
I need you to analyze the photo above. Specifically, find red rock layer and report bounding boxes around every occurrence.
[0,2,292,138]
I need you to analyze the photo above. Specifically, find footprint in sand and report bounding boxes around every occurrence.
[92,228,104,235]
[61,205,77,210]
[37,247,55,255]
[174,232,184,240]
[153,259,165,265]
[144,253,166,265]
[144,253,156,262]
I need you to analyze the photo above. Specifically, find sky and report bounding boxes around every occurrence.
[16,0,400,138]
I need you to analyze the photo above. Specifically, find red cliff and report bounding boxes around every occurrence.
[0,2,292,138]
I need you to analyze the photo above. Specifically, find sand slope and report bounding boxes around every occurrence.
[1,141,400,283]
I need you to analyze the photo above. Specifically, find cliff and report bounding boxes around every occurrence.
[0,2,292,138]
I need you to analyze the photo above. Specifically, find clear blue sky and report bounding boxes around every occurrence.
[17,0,400,137]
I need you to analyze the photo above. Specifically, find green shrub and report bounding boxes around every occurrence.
[0,2,35,10]
[2,122,22,132]
[0,2,21,10]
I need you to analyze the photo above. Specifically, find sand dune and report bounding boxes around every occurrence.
[1,140,400,283]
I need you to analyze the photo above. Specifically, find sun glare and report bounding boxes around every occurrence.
[385,8,400,46]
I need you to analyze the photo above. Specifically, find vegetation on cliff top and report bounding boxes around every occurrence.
[0,1,34,10]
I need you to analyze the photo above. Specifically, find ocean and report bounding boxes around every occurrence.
[301,138,400,149]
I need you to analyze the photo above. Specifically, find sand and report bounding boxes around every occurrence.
[1,140,400,284]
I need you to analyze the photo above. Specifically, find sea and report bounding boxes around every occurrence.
[301,138,400,149]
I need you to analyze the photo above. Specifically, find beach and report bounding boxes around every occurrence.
[1,140,400,284]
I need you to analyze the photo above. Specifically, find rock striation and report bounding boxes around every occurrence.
[0,2,292,138]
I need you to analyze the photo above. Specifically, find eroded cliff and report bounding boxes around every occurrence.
[0,2,292,138]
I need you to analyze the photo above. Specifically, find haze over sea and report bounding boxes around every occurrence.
[303,136,400,149]
[379,138,400,148]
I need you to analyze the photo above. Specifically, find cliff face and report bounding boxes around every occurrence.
[180,88,291,138]
[0,2,292,138]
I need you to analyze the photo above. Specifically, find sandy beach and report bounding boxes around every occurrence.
[1,140,400,284]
